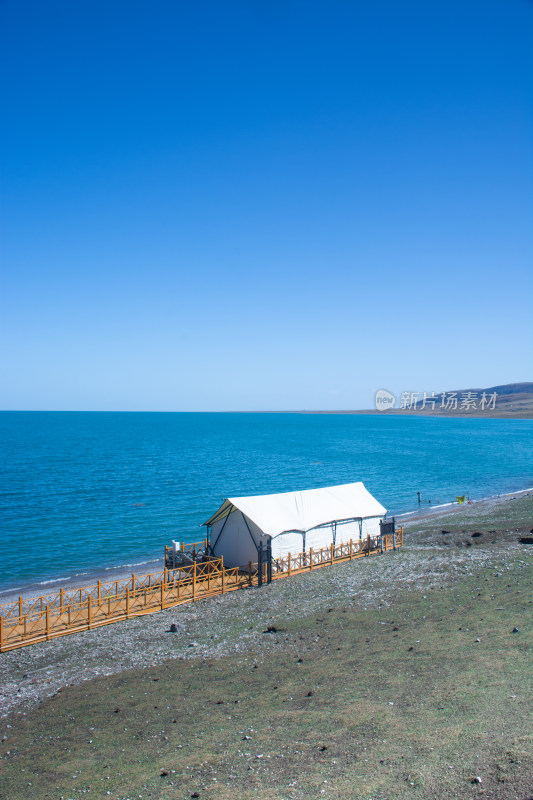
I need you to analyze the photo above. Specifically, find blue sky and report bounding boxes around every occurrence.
[1,0,531,411]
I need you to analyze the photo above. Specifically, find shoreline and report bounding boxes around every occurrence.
[1,490,531,727]
[290,409,533,418]
[394,485,533,522]
[1,483,531,606]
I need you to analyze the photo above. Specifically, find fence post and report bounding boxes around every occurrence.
[309,547,313,569]
[160,580,164,609]
[126,588,130,618]
[221,555,225,593]
[0,616,3,651]
[132,574,136,596]
[97,581,101,605]
[60,588,65,615]
[349,539,353,560]
[192,562,196,601]
[330,542,334,565]
[366,535,371,555]
[88,597,92,629]
[46,605,50,640]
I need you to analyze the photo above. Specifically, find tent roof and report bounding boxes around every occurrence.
[204,481,386,536]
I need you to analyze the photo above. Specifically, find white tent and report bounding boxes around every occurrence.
[204,482,387,568]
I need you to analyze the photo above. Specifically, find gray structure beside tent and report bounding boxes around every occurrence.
[204,481,388,570]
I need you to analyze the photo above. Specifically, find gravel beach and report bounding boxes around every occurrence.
[1,489,531,721]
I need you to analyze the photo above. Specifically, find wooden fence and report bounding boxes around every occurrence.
[0,528,402,653]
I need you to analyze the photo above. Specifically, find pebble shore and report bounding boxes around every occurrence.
[1,489,531,721]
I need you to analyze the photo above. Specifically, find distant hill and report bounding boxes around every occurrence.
[296,383,533,418]
[389,382,533,417]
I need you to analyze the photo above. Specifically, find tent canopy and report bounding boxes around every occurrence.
[204,481,386,537]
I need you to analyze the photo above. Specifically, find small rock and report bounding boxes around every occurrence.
[242,735,252,740]
[475,638,481,643]
[160,770,169,776]
[319,745,328,751]
[512,627,519,633]
[472,776,482,784]
[114,708,120,713]
[191,793,200,798]
[169,623,179,633]
[189,642,198,647]
[306,691,313,697]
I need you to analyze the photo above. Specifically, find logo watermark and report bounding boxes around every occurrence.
[374,389,396,411]
[374,390,498,411]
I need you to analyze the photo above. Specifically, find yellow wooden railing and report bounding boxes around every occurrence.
[0,528,402,652]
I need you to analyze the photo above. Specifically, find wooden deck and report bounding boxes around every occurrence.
[0,529,402,652]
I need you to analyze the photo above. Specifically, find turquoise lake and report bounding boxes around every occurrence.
[0,411,531,594]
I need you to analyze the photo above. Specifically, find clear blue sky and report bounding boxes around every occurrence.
[1,0,531,411]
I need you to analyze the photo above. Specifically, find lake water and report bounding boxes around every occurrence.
[1,411,531,594]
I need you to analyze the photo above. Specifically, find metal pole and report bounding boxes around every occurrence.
[258,545,263,587]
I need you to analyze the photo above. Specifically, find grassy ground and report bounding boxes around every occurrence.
[1,495,532,800]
